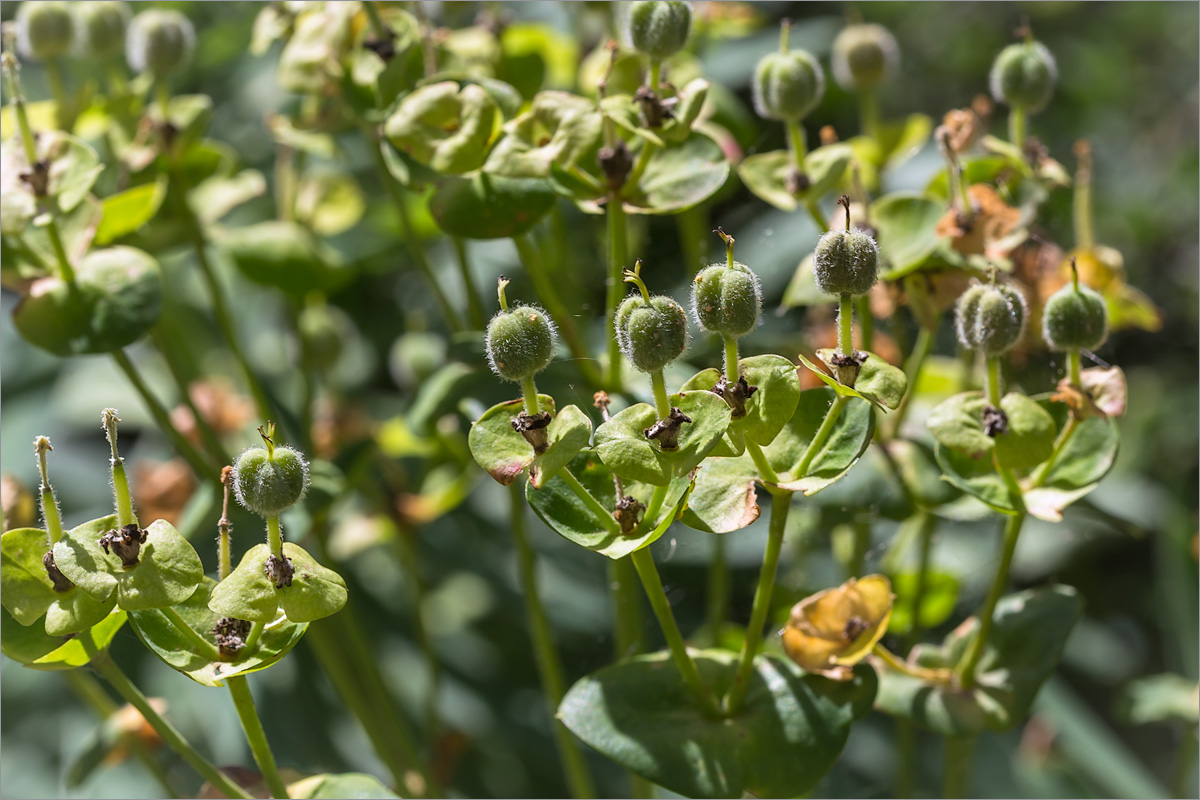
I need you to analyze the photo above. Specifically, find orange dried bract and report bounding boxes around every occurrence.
[781,574,894,681]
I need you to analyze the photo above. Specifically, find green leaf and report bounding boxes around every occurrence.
[95,178,167,245]
[129,577,308,686]
[559,651,877,799]
[208,543,347,625]
[1117,674,1199,726]
[875,585,1083,736]
[797,351,908,412]
[527,453,692,559]
[1,606,127,671]
[769,389,876,496]
[384,82,499,174]
[679,453,759,533]
[594,391,732,487]
[781,254,823,309]
[623,131,730,215]
[289,773,401,799]
[848,113,933,188]
[872,193,945,279]
[208,543,279,623]
[53,517,204,611]
[484,90,602,178]
[887,571,959,635]
[934,443,1018,514]
[42,586,117,637]
[190,169,267,225]
[468,397,594,487]
[40,132,105,213]
[928,391,1056,470]
[7,194,103,282]
[925,155,1010,199]
[277,543,348,623]
[1023,413,1119,522]
[884,439,961,510]
[221,220,349,297]
[295,169,365,236]
[680,354,803,449]
[429,172,556,239]
[1,527,58,626]
[737,144,852,212]
[14,245,164,357]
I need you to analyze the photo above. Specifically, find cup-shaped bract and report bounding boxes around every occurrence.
[814,229,880,297]
[385,82,499,175]
[955,282,1028,356]
[752,48,825,121]
[616,294,689,373]
[691,261,762,338]
[831,23,900,92]
[989,40,1057,113]
[1042,282,1108,352]
[485,305,557,382]
[126,9,195,77]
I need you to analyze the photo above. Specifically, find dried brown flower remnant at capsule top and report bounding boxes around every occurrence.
[643,407,692,451]
[99,523,149,568]
[265,553,294,589]
[781,574,894,681]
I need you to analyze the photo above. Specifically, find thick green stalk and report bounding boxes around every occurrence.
[838,293,854,357]
[859,88,881,141]
[226,676,289,800]
[3,55,39,162]
[640,485,668,534]
[985,355,1002,406]
[745,439,779,485]
[162,606,221,661]
[45,59,69,128]
[559,468,621,536]
[706,536,730,645]
[606,195,629,389]
[805,200,830,232]
[452,237,487,329]
[1068,348,1082,386]
[89,651,254,800]
[785,119,808,167]
[630,548,721,717]
[110,350,219,481]
[36,440,64,546]
[509,484,597,799]
[942,736,976,798]
[1009,106,1027,152]
[886,323,936,440]
[650,371,672,419]
[45,219,77,282]
[266,516,282,559]
[957,510,1026,686]
[723,490,792,715]
[243,620,265,654]
[795,395,849,477]
[610,557,645,658]
[723,335,740,383]
[514,234,601,387]
[520,376,541,416]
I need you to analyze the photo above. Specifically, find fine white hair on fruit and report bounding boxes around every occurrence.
[126,9,196,75]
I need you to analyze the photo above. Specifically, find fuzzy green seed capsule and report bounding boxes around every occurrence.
[691,261,762,338]
[831,23,900,92]
[955,283,1028,356]
[234,445,309,517]
[814,229,880,296]
[1042,282,1108,352]
[75,1,130,60]
[485,305,557,382]
[126,9,195,76]
[16,1,74,61]
[989,40,1057,113]
[623,1,692,61]
[752,49,824,121]
[616,294,689,373]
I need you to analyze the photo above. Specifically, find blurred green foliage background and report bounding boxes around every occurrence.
[1,2,1197,798]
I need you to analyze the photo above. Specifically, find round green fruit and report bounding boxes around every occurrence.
[76,1,130,60]
[1042,282,1108,351]
[617,294,689,373]
[989,40,1057,113]
[831,23,900,92]
[752,48,824,121]
[16,1,74,61]
[485,305,557,381]
[691,261,762,337]
[624,1,692,61]
[813,229,880,297]
[955,283,1028,356]
[234,445,310,517]
[126,9,195,76]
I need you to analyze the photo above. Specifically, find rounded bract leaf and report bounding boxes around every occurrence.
[737,144,852,212]
[559,650,877,799]
[468,397,594,488]
[277,543,347,623]
[429,172,556,239]
[679,453,760,533]
[594,390,732,486]
[872,192,945,279]
[221,220,348,297]
[208,543,280,623]
[288,772,401,799]
[1,526,116,637]
[1,606,127,671]
[14,246,164,357]
[769,388,876,495]
[875,585,1082,736]
[624,131,730,215]
[928,391,1055,471]
[384,82,499,174]
[484,91,603,178]
[526,452,692,559]
[129,577,307,686]
[1023,411,1119,522]
[207,543,346,624]
[806,350,909,411]
[680,354,803,449]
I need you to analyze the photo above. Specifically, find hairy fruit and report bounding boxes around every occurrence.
[955,283,1028,356]
[233,445,310,517]
[752,48,825,121]
[485,305,557,382]
[616,294,689,373]
[814,229,880,297]
[989,40,1057,113]
[691,261,762,338]
[1042,282,1108,352]
[831,23,900,92]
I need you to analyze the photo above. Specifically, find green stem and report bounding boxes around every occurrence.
[640,485,668,534]
[886,323,936,440]
[804,200,830,232]
[520,376,541,416]
[45,59,69,129]
[707,535,730,644]
[610,557,645,658]
[110,350,219,481]
[723,335,740,383]
[514,234,600,388]
[785,118,807,168]
[243,619,265,654]
[509,484,597,799]
[985,355,1002,406]
[45,219,77,282]
[150,328,230,465]
[559,468,621,536]
[38,461,64,547]
[1009,106,1027,152]
[838,293,854,357]
[857,295,874,352]
[904,510,937,651]
[64,670,180,798]
[366,128,462,331]
[1172,725,1198,799]
[89,652,254,800]
[1073,149,1095,250]
[859,88,881,141]
[723,490,791,715]
[745,439,779,484]
[606,194,629,389]
[3,58,39,163]
[1068,348,1082,387]
[942,736,975,798]
[873,643,952,683]
[630,548,721,717]
[364,0,390,38]
[957,510,1026,687]
[226,676,289,800]
[626,139,658,191]
[795,395,849,477]
[648,59,661,91]
[1029,415,1080,489]
[650,370,671,419]
[452,237,487,329]
[267,516,282,559]
[163,606,222,662]
[111,459,135,528]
